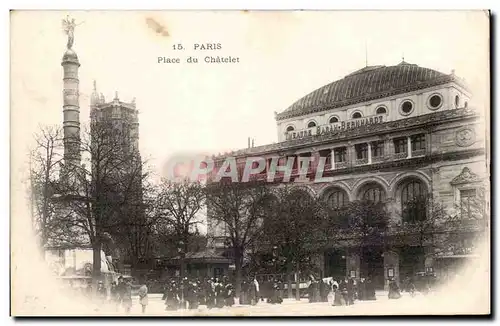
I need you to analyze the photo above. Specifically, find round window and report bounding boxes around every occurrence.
[428,94,443,110]
[376,106,387,115]
[329,117,339,124]
[455,95,460,107]
[286,126,295,132]
[307,121,317,128]
[352,112,362,119]
[400,100,413,115]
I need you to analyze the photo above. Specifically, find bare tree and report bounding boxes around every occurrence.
[205,180,271,296]
[154,178,206,276]
[28,125,68,253]
[53,121,149,284]
[262,185,327,300]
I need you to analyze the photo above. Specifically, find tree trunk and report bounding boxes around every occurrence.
[92,240,102,296]
[234,250,243,297]
[295,261,300,301]
[286,262,293,299]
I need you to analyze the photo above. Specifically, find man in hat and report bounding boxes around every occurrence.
[97,281,107,305]
[121,278,133,314]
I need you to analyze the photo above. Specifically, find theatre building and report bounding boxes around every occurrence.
[207,61,488,289]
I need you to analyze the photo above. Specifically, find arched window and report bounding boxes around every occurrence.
[326,188,349,209]
[363,186,386,203]
[286,125,295,132]
[401,180,427,222]
[329,116,339,124]
[352,112,362,119]
[376,106,387,115]
[307,121,317,128]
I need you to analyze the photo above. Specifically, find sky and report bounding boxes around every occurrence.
[10,10,489,232]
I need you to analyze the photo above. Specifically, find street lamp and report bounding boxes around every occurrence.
[177,240,186,279]
[177,240,186,309]
[272,245,278,274]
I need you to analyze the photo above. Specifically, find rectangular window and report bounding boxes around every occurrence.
[411,134,426,151]
[334,147,347,163]
[298,152,312,169]
[213,267,224,279]
[460,189,477,218]
[319,149,332,166]
[394,137,407,154]
[355,143,368,160]
[372,141,385,157]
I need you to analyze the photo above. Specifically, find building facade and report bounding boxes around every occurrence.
[207,62,489,289]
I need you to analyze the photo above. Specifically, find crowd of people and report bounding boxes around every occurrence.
[70,273,425,313]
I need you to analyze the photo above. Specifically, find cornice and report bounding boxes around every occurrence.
[215,108,479,160]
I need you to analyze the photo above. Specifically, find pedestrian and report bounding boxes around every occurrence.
[165,280,180,311]
[388,278,402,299]
[122,278,133,314]
[358,278,366,301]
[339,279,348,305]
[97,281,107,305]
[332,279,344,306]
[250,276,259,305]
[138,279,149,314]
[224,281,235,307]
[319,279,329,302]
[347,278,355,305]
[240,279,248,305]
[205,278,216,309]
[215,278,225,308]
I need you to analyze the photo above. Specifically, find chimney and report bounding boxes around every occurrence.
[252,138,255,148]
[247,137,250,148]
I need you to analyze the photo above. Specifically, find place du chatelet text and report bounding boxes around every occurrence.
[157,43,240,64]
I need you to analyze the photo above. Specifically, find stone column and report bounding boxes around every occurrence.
[407,136,412,158]
[384,136,392,157]
[312,150,320,174]
[367,142,372,164]
[383,250,400,290]
[348,142,355,166]
[331,149,335,170]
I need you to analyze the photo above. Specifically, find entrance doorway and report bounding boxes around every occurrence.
[361,247,384,290]
[399,246,425,279]
[324,250,346,281]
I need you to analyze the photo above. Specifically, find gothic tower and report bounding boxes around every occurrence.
[61,47,81,168]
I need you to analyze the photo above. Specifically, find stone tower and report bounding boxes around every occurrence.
[61,47,81,168]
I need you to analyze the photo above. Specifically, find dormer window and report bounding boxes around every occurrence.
[351,112,362,119]
[455,95,460,108]
[376,106,387,115]
[329,116,339,124]
[286,125,295,132]
[307,121,317,128]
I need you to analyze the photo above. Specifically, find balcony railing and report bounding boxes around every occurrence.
[412,149,426,157]
[372,155,385,163]
[355,158,368,165]
[393,152,408,160]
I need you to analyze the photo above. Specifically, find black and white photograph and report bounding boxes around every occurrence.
[9,10,490,316]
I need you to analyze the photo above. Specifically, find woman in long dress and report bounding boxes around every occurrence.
[138,282,149,314]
